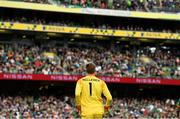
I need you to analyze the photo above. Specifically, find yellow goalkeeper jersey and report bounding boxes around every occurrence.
[75,75,112,116]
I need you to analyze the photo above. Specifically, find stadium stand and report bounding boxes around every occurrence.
[0,81,180,118]
[7,0,180,13]
[0,94,179,118]
[0,40,179,79]
[0,16,179,33]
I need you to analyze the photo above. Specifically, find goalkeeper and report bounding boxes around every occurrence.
[75,63,112,119]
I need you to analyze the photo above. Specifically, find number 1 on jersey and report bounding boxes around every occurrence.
[89,82,92,96]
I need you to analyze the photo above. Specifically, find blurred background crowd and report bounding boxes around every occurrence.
[0,81,180,119]
[1,15,179,33]
[0,40,179,79]
[0,94,180,118]
[9,0,180,13]
[0,95,76,119]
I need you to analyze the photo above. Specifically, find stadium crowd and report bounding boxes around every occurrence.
[17,0,180,13]
[0,42,179,79]
[1,16,179,33]
[108,97,180,118]
[0,95,76,119]
[0,94,180,118]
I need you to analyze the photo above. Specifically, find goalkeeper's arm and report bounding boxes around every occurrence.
[102,81,112,111]
[75,80,82,113]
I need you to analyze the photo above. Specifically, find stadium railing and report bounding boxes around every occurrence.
[0,22,179,40]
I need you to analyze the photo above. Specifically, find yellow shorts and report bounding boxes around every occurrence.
[81,114,103,119]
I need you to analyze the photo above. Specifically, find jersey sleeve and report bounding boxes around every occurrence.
[75,79,82,106]
[102,81,112,106]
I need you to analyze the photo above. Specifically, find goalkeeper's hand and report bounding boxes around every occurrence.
[104,105,110,113]
[76,106,81,115]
